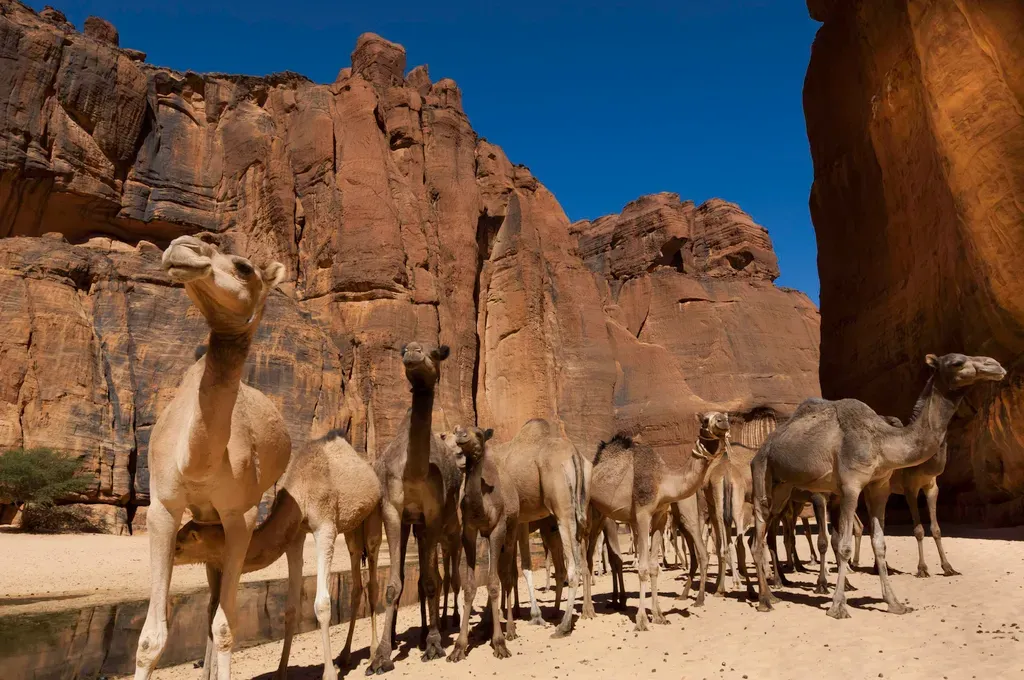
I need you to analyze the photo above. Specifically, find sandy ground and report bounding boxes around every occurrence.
[100,527,1024,680]
[0,532,381,616]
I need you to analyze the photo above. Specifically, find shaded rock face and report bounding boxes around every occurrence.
[0,1,820,519]
[804,1,1024,517]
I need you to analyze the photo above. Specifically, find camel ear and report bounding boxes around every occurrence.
[925,354,939,369]
[435,345,450,361]
[261,262,287,288]
[695,412,703,424]
[483,428,494,442]
[188,528,200,542]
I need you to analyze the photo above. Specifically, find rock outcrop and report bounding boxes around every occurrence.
[805,0,1024,520]
[0,1,821,529]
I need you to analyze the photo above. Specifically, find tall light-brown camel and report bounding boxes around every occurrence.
[175,430,382,680]
[751,353,1005,618]
[493,419,590,637]
[447,425,520,662]
[367,342,462,674]
[584,413,727,630]
[134,235,289,680]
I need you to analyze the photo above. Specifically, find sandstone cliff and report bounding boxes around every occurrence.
[805,0,1024,521]
[0,1,820,529]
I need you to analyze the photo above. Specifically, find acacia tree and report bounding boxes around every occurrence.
[0,448,94,510]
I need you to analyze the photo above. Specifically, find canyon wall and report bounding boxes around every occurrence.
[0,1,820,528]
[805,0,1024,522]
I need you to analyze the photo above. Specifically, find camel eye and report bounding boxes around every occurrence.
[234,260,254,277]
[950,357,966,368]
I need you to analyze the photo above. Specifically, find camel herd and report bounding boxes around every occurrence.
[136,236,1007,679]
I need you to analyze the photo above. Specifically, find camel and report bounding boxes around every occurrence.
[751,353,1005,618]
[134,235,289,680]
[447,425,520,662]
[368,342,462,674]
[584,413,727,630]
[174,430,382,680]
[703,432,755,595]
[493,419,590,637]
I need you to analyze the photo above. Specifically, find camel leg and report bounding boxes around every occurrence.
[551,537,566,617]
[826,487,860,619]
[581,513,602,619]
[544,548,552,591]
[393,522,411,649]
[199,563,221,680]
[308,524,339,680]
[811,494,830,594]
[339,528,366,669]
[363,512,382,657]
[677,498,709,606]
[367,503,403,674]
[852,512,864,568]
[448,526,476,663]
[517,526,544,624]
[802,516,819,564]
[680,528,697,601]
[276,532,305,680]
[502,530,518,641]
[208,512,256,680]
[907,486,929,578]
[633,512,653,631]
[551,514,579,638]
[709,478,728,595]
[486,525,511,658]
[727,487,743,591]
[767,519,791,587]
[441,544,450,627]
[417,529,445,661]
[752,485,790,612]
[924,481,959,576]
[863,480,910,614]
[133,501,184,679]
[649,513,668,624]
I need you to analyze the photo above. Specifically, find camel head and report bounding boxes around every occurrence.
[173,520,225,566]
[439,431,464,470]
[452,425,494,466]
[697,411,730,440]
[401,341,450,390]
[161,235,287,333]
[925,353,1006,390]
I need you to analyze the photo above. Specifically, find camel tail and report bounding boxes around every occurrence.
[565,451,590,542]
[751,451,771,521]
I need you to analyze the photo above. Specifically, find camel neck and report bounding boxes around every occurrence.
[185,326,255,475]
[244,490,304,571]
[900,379,963,468]
[661,455,713,504]
[407,387,435,477]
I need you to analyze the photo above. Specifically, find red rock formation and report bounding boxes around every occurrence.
[0,1,820,528]
[805,0,1024,520]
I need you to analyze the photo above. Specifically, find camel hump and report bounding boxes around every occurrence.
[517,418,555,439]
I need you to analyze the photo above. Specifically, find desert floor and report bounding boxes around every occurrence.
[49,526,1020,680]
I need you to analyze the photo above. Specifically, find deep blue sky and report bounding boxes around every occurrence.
[35,1,822,301]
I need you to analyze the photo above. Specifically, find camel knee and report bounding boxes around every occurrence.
[314,593,332,626]
[135,625,168,668]
[284,604,298,627]
[913,525,925,541]
[930,525,942,540]
[211,611,233,652]
[422,573,438,599]
[870,533,885,558]
[384,584,400,606]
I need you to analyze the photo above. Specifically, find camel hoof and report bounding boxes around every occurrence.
[888,602,912,615]
[756,600,773,613]
[843,579,857,592]
[916,567,930,578]
[492,639,511,659]
[813,583,829,595]
[367,652,394,675]
[422,639,445,662]
[942,566,961,577]
[529,612,544,625]
[337,649,352,669]
[634,620,649,632]
[505,627,518,641]
[851,559,860,568]
[446,643,468,663]
[551,624,572,639]
[826,603,851,620]
[581,607,596,620]
[769,592,781,605]
[693,594,705,607]
[652,613,669,625]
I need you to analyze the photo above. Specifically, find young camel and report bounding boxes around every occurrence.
[703,431,755,595]
[134,235,289,680]
[493,419,590,637]
[447,426,520,662]
[751,353,1005,618]
[585,414,727,630]
[368,342,462,674]
[174,431,382,679]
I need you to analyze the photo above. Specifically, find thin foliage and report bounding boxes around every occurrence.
[0,448,94,506]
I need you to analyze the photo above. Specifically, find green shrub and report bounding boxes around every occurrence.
[0,447,94,506]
